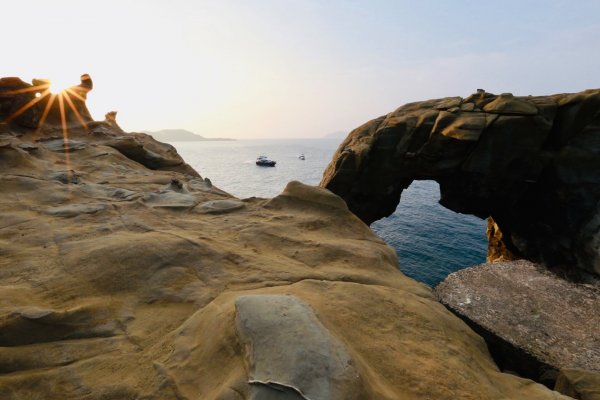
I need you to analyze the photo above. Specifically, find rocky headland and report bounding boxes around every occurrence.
[321,89,600,278]
[0,76,584,399]
[321,89,600,396]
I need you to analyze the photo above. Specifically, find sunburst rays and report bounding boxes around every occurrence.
[56,92,73,181]
[1,78,90,133]
[3,88,51,124]
[1,76,92,193]
[62,89,88,130]
[36,93,57,135]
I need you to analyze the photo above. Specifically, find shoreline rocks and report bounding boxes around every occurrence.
[435,260,600,388]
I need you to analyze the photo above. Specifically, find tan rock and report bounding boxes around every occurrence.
[555,368,600,400]
[0,76,571,399]
[483,93,539,115]
[432,110,495,141]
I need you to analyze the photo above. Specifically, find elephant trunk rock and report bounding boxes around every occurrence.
[321,89,600,277]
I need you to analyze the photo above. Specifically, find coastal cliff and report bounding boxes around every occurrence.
[0,78,571,398]
[321,89,600,278]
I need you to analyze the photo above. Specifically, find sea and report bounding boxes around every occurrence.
[171,138,488,287]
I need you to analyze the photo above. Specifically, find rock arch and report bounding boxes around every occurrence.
[321,89,600,277]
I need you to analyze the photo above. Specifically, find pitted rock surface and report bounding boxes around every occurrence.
[435,260,600,385]
[235,295,360,400]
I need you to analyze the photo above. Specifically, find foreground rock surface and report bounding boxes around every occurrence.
[435,260,600,387]
[235,295,360,399]
[321,89,600,277]
[0,78,569,398]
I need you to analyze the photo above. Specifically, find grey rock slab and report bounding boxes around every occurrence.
[194,199,245,214]
[17,143,38,152]
[39,138,87,152]
[435,260,600,374]
[235,294,360,400]
[12,307,55,319]
[45,203,108,217]
[79,183,138,201]
[48,170,81,184]
[142,191,198,210]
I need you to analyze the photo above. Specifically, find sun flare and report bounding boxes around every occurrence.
[49,76,76,94]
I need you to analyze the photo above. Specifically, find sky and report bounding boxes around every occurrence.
[2,0,599,139]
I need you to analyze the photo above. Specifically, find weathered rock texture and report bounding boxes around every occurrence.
[435,260,600,387]
[321,89,600,277]
[0,77,570,399]
[235,295,361,399]
[555,368,600,400]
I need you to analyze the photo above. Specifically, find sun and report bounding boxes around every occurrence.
[49,76,76,94]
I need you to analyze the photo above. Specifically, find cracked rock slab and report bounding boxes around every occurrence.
[235,294,360,400]
[435,260,600,386]
[44,203,108,217]
[194,199,245,214]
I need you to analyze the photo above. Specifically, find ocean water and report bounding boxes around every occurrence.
[171,139,488,287]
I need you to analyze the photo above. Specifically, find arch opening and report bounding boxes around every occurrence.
[371,180,488,287]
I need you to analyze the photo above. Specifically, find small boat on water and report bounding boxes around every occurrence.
[256,155,276,167]
[299,153,305,160]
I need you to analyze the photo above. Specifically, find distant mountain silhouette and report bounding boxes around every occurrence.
[324,131,348,139]
[143,129,233,142]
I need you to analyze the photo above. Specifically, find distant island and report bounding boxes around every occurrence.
[143,129,234,142]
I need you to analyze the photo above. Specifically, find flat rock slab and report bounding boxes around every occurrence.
[142,191,198,209]
[234,294,360,400]
[194,199,245,214]
[435,260,600,384]
[39,138,87,152]
[44,203,108,217]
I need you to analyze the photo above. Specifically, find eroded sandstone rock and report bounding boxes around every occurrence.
[321,89,600,277]
[0,76,571,399]
[555,368,600,400]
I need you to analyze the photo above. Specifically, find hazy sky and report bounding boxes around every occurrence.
[3,0,599,138]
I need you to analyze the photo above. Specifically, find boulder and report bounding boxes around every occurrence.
[321,89,600,277]
[435,260,600,387]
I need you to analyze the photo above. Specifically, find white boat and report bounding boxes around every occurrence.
[299,153,305,160]
[256,155,276,167]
